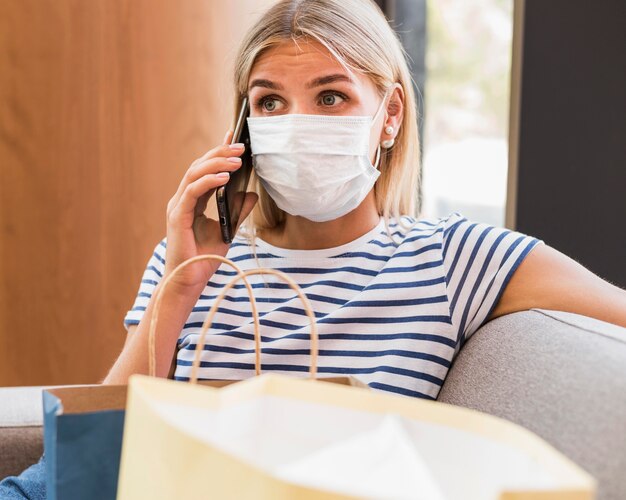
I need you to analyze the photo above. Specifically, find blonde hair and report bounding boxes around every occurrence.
[233,0,422,246]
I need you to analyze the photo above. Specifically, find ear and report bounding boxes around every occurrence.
[380,83,404,144]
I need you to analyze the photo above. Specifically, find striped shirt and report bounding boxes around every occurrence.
[124,212,543,400]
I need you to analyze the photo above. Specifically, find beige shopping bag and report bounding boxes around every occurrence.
[116,257,596,500]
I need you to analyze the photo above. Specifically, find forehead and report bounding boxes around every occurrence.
[248,39,371,89]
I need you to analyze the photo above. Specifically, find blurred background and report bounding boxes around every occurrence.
[1,0,624,386]
[421,0,513,226]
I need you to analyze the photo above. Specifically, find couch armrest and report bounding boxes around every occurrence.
[438,308,626,500]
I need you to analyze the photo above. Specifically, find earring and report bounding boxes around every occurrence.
[382,124,395,148]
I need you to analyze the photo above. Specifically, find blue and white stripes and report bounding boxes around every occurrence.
[124,212,542,400]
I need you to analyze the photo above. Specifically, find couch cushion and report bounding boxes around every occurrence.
[0,386,47,428]
[0,386,50,479]
[438,308,626,500]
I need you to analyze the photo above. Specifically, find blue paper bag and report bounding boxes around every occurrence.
[42,385,126,500]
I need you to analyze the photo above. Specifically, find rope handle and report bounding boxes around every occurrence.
[148,255,260,377]
[189,267,319,384]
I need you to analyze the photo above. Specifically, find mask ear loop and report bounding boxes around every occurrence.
[371,85,394,170]
[373,144,381,169]
[372,87,391,125]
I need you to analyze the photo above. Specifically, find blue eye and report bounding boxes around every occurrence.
[255,95,283,113]
[320,92,346,106]
[261,98,278,112]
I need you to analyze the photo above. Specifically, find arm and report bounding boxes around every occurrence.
[487,243,626,328]
[102,282,202,385]
[119,325,179,380]
[101,132,257,385]
[122,325,138,348]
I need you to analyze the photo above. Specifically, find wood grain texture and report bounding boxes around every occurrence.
[0,0,275,386]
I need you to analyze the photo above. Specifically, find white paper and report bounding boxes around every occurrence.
[151,394,565,499]
[275,414,447,500]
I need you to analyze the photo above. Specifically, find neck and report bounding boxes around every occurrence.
[258,193,381,250]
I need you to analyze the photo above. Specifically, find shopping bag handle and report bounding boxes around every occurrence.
[190,267,319,384]
[149,254,260,378]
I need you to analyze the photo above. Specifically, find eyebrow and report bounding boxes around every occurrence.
[248,73,354,92]
[306,73,354,89]
[248,79,282,91]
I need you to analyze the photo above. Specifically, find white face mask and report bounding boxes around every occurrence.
[247,91,389,222]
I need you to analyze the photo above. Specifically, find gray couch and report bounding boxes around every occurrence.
[1,308,625,499]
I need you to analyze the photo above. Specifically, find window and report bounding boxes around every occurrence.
[421,0,514,226]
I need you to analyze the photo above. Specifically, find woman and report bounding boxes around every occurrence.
[106,0,625,388]
[2,0,624,497]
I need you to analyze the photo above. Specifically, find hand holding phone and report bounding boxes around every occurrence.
[162,100,257,292]
[216,97,254,243]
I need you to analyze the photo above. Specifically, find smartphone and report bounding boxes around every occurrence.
[216,97,253,244]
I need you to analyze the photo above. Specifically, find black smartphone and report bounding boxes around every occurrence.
[216,97,253,244]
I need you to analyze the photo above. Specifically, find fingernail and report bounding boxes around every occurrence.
[229,143,244,150]
[227,157,242,163]
[223,130,231,144]
[217,172,230,179]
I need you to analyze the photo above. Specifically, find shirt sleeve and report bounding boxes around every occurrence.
[123,238,167,331]
[441,212,544,348]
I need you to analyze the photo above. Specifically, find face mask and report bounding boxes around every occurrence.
[246,90,389,222]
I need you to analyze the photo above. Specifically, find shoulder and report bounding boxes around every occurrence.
[380,214,449,243]
[429,211,544,340]
[437,211,541,261]
[388,212,466,232]
[430,210,544,303]
[373,213,477,257]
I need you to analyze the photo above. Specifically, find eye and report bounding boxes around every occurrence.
[255,95,283,113]
[319,92,347,107]
[262,98,278,112]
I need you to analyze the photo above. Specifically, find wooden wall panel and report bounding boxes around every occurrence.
[0,0,275,386]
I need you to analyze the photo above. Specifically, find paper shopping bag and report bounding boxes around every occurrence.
[42,385,127,500]
[117,373,595,500]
